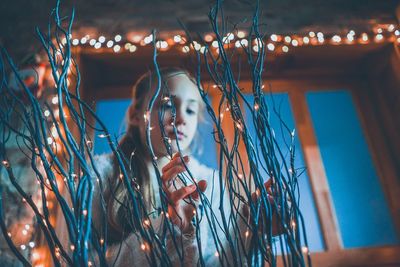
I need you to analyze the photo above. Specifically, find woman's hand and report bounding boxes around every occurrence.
[161,153,207,232]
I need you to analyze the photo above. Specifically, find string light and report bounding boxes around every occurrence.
[114,34,122,42]
[113,45,121,52]
[270,34,278,42]
[204,34,213,42]
[174,35,182,43]
[94,42,101,49]
[282,45,289,53]
[182,46,190,53]
[106,40,114,48]
[332,35,341,43]
[89,39,96,46]
[237,31,245,38]
[267,43,275,51]
[98,36,106,43]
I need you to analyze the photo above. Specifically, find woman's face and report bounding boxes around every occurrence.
[136,73,201,158]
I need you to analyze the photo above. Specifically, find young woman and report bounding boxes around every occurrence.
[92,68,275,266]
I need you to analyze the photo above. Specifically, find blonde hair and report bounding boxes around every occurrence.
[106,68,204,241]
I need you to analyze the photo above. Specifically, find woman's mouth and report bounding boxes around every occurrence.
[167,130,186,141]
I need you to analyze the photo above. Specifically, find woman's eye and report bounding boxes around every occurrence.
[187,109,197,115]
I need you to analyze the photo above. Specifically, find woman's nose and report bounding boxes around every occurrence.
[174,108,186,126]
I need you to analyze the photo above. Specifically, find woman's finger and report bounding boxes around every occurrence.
[190,180,207,200]
[161,165,186,186]
[169,184,196,204]
[162,154,189,173]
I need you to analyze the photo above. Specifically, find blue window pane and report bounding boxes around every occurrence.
[94,98,217,169]
[307,90,399,248]
[244,93,325,252]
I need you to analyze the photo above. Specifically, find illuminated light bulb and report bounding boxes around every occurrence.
[21,245,26,250]
[240,39,248,47]
[219,113,224,120]
[51,96,59,104]
[44,110,50,117]
[89,39,96,46]
[153,156,158,160]
[114,34,122,42]
[141,243,146,251]
[94,42,101,49]
[161,41,168,49]
[235,122,243,131]
[168,138,172,144]
[80,37,87,44]
[388,24,395,32]
[317,37,324,43]
[106,40,114,48]
[227,32,235,40]
[254,103,259,110]
[143,219,151,227]
[395,30,400,36]
[303,36,310,44]
[7,232,11,237]
[222,36,229,44]
[302,246,309,253]
[25,224,30,230]
[182,46,190,53]
[98,36,106,43]
[100,238,104,245]
[204,34,213,42]
[267,43,275,51]
[332,35,341,43]
[31,251,40,260]
[213,84,217,88]
[377,28,383,34]
[174,35,182,43]
[194,43,201,51]
[22,230,28,235]
[200,46,206,54]
[291,39,299,46]
[82,209,88,216]
[252,45,259,52]
[72,39,79,46]
[155,40,162,48]
[270,34,278,42]
[282,45,289,53]
[284,36,291,43]
[375,34,384,41]
[212,40,219,48]
[347,34,354,42]
[317,32,324,38]
[29,241,35,248]
[61,37,67,45]
[238,173,243,179]
[47,137,53,145]
[397,37,400,43]
[125,43,131,49]
[361,33,369,42]
[113,45,121,52]
[129,45,137,52]
[192,210,196,215]
[235,40,241,48]
[214,251,219,257]
[291,220,296,228]
[245,230,249,237]
[88,261,93,267]
[309,31,316,38]
[349,30,355,36]
[237,31,245,38]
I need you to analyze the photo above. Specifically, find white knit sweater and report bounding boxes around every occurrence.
[92,154,250,266]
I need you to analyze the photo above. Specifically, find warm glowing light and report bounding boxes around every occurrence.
[245,230,249,237]
[214,251,219,257]
[377,28,383,34]
[375,34,384,41]
[125,43,131,49]
[174,35,182,43]
[303,36,310,44]
[237,31,245,38]
[114,34,122,42]
[94,42,101,49]
[52,96,59,104]
[113,45,121,52]
[72,39,79,46]
[361,33,369,42]
[106,40,114,48]
[302,246,309,253]
[291,39,299,46]
[182,46,190,53]
[235,40,241,48]
[395,30,400,36]
[267,43,275,51]
[388,24,395,32]
[44,110,50,117]
[309,31,316,38]
[332,35,341,43]
[317,32,324,39]
[252,45,259,52]
[82,209,88,216]
[282,45,289,53]
[270,34,278,42]
[80,37,87,44]
[89,39,96,46]
[129,45,137,53]
[204,34,213,42]
[284,36,291,43]
[240,39,248,47]
[47,137,53,145]
[29,241,35,248]
[98,36,106,43]
[212,40,219,48]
